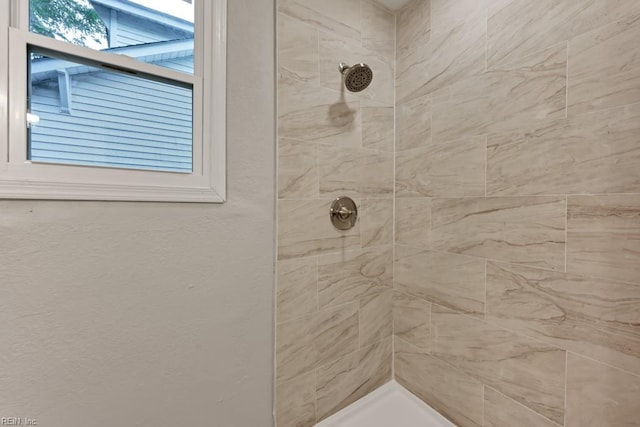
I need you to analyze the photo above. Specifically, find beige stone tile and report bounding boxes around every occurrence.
[487,261,640,375]
[319,146,393,199]
[396,0,431,103]
[487,0,640,68]
[394,197,431,249]
[431,196,566,271]
[395,247,485,317]
[393,291,430,351]
[318,147,361,198]
[278,76,362,147]
[360,150,394,198]
[275,371,316,427]
[431,306,566,424]
[396,0,431,66]
[278,13,319,83]
[426,0,486,94]
[432,44,567,143]
[359,287,393,347]
[397,0,486,102]
[318,246,393,309]
[484,386,559,427]
[277,257,318,323]
[316,338,392,421]
[362,106,394,152]
[361,0,395,60]
[568,13,640,116]
[566,353,640,427]
[395,137,486,197]
[567,195,640,284]
[397,94,431,152]
[395,337,484,427]
[278,199,360,260]
[319,32,395,106]
[279,0,362,41]
[487,103,640,196]
[276,302,359,382]
[278,139,318,199]
[360,199,393,248]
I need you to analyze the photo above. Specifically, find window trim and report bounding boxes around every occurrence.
[0,0,227,203]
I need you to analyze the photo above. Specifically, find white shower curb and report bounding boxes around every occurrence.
[315,380,456,427]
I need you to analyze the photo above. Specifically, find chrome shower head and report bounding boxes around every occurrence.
[339,63,373,92]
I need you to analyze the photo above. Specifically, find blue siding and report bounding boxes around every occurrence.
[30,55,195,172]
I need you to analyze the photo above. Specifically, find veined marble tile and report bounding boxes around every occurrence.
[396,0,431,66]
[484,387,559,427]
[275,371,316,427]
[432,44,567,143]
[487,0,640,68]
[393,291,431,351]
[395,137,486,197]
[394,247,485,318]
[318,147,361,198]
[431,306,566,424]
[318,246,393,309]
[431,196,566,271]
[487,261,640,375]
[395,337,484,427]
[568,13,640,115]
[279,0,362,42]
[319,32,394,106]
[362,106,394,152]
[277,257,318,323]
[359,287,393,347]
[567,195,640,284]
[397,0,486,102]
[278,199,360,260]
[487,103,640,196]
[362,0,395,61]
[276,302,359,382]
[316,338,392,421]
[397,94,431,152]
[319,146,393,198]
[278,139,319,199]
[394,197,431,249]
[396,0,431,103]
[360,199,393,248]
[278,77,361,147]
[360,150,394,198]
[426,0,486,94]
[278,13,319,82]
[566,353,640,427]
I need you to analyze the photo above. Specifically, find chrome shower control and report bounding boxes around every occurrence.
[330,196,358,230]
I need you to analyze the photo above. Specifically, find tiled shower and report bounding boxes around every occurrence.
[276,0,640,426]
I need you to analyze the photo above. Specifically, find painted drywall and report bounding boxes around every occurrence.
[0,0,276,426]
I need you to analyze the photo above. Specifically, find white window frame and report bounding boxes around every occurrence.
[0,0,227,203]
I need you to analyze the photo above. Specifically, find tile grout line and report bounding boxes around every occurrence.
[564,195,568,273]
[564,349,568,427]
[485,385,564,427]
[565,39,569,119]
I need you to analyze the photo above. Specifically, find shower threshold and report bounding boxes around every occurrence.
[315,380,455,427]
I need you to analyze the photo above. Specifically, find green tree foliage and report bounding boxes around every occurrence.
[30,0,107,47]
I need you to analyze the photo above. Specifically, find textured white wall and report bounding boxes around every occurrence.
[0,0,276,426]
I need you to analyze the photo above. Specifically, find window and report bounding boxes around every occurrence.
[0,0,227,202]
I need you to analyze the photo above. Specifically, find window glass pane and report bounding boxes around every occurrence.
[28,49,193,173]
[29,0,195,74]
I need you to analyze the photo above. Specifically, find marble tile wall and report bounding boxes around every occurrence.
[275,1,395,425]
[394,1,640,427]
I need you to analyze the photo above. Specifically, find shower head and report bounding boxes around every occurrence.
[339,63,373,92]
